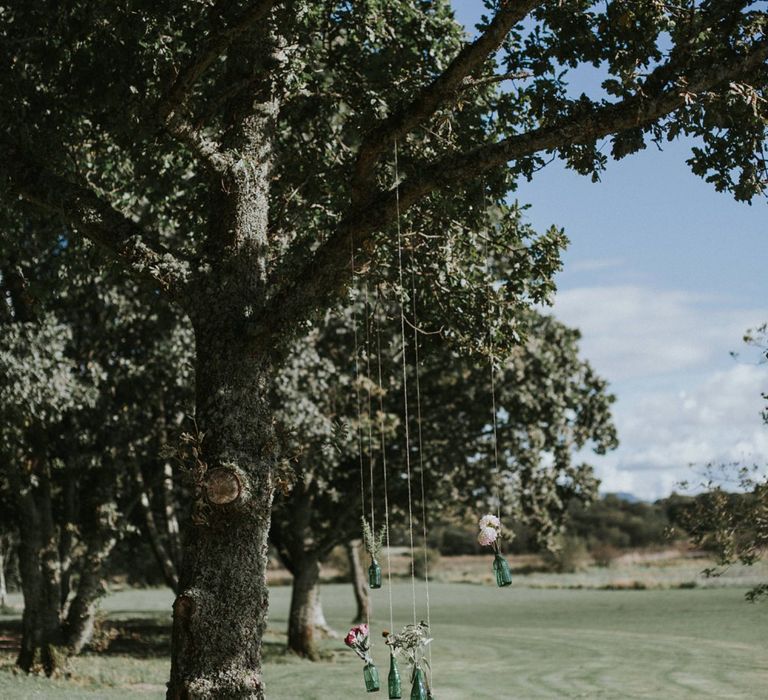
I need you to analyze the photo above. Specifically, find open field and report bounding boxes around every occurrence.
[314,547,768,592]
[2,558,767,699]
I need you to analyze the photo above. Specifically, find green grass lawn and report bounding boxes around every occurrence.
[1,581,767,698]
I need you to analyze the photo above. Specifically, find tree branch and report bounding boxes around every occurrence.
[1,145,190,296]
[460,70,534,89]
[156,0,281,173]
[398,40,768,203]
[351,0,542,199]
[256,39,768,348]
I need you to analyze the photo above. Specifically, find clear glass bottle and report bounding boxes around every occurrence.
[364,662,381,692]
[493,552,512,587]
[368,560,382,589]
[387,654,402,698]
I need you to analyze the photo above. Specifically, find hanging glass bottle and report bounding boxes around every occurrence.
[368,559,382,589]
[493,551,512,587]
[387,654,402,698]
[410,667,427,700]
[364,662,381,692]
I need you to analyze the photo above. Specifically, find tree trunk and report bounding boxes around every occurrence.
[310,584,336,640]
[133,461,180,593]
[162,460,183,573]
[62,470,120,655]
[58,475,77,613]
[167,331,277,699]
[0,535,10,609]
[287,556,322,660]
[61,535,116,655]
[13,464,62,676]
[346,540,370,624]
[167,30,280,698]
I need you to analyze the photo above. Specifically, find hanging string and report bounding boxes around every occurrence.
[350,238,370,629]
[363,284,376,535]
[409,253,434,681]
[394,138,418,625]
[490,335,502,523]
[482,185,503,525]
[374,286,395,634]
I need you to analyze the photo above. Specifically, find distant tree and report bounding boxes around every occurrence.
[1,3,765,695]
[0,222,192,670]
[566,494,671,550]
[678,325,768,602]
[678,466,767,601]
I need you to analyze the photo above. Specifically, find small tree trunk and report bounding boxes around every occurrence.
[13,464,62,675]
[310,584,337,639]
[287,556,323,660]
[62,531,116,654]
[162,461,183,572]
[58,475,77,613]
[62,471,120,655]
[0,535,9,608]
[133,462,180,592]
[346,540,370,624]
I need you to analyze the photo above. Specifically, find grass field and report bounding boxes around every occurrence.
[2,571,767,699]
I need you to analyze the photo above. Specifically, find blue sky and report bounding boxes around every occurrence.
[452,2,768,499]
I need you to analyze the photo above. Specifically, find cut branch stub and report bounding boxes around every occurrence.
[204,468,243,505]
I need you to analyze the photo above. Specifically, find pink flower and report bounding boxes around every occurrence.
[345,623,368,647]
[477,526,498,547]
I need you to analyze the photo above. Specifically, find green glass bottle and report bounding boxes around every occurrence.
[364,663,381,692]
[368,560,382,589]
[387,654,402,698]
[410,667,427,700]
[493,552,512,587]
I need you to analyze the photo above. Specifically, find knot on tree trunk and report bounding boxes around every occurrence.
[204,467,243,506]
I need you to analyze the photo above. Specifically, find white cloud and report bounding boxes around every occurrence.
[552,285,764,382]
[568,257,625,273]
[556,285,768,500]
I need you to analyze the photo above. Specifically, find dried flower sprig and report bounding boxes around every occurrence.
[383,621,432,668]
[361,516,385,561]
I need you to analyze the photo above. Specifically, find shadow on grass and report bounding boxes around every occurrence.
[0,618,287,662]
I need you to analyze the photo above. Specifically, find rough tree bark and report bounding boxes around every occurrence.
[167,329,277,698]
[166,33,281,698]
[346,540,370,624]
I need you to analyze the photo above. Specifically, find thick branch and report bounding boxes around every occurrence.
[257,40,768,345]
[1,145,189,295]
[159,0,280,119]
[352,0,541,198]
[399,40,768,202]
[156,0,280,172]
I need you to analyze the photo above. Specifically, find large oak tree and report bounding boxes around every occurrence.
[1,2,766,697]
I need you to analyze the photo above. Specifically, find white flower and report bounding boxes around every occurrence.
[477,526,498,547]
[479,514,501,530]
